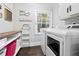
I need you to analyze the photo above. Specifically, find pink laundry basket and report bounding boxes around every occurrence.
[6,40,16,56]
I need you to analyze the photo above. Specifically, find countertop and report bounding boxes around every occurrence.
[0,31,21,39]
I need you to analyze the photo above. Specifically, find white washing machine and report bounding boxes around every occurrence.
[45,27,79,56]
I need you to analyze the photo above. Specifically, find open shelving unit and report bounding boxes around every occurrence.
[0,31,21,56]
[0,32,21,50]
[21,24,30,47]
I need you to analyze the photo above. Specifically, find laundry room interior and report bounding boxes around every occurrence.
[0,3,79,56]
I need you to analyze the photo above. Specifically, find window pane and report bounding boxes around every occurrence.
[38,23,41,32]
[37,13,49,32]
[47,24,49,27]
[42,23,46,28]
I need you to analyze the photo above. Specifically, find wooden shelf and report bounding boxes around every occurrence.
[0,31,21,50]
[0,31,21,39]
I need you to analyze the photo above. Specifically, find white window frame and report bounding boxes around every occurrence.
[35,10,52,33]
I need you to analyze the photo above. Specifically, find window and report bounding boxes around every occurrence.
[37,13,49,32]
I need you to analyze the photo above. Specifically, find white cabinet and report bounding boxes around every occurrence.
[59,3,79,19]
[71,3,79,15]
[40,29,46,55]
[59,3,71,19]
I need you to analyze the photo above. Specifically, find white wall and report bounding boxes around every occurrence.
[0,19,13,33]
[0,3,14,33]
[52,4,60,28]
[13,3,56,31]
[52,4,66,29]
[13,3,56,46]
[13,3,56,33]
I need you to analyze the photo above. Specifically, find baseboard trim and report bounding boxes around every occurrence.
[30,41,41,47]
[21,41,41,47]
